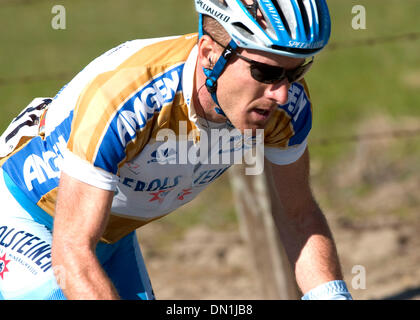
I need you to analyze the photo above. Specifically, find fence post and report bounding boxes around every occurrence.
[229,154,300,300]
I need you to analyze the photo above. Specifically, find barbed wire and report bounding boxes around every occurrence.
[0,72,70,87]
[0,0,46,6]
[310,128,420,146]
[0,0,68,7]
[1,25,419,145]
[327,32,420,51]
[1,29,418,88]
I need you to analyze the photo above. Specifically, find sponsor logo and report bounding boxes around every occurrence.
[177,188,192,201]
[260,0,285,31]
[119,167,229,203]
[155,122,265,175]
[193,168,230,186]
[223,48,232,59]
[277,82,312,146]
[121,175,182,192]
[96,65,184,174]
[196,0,231,23]
[284,82,309,122]
[149,190,171,203]
[0,253,11,280]
[23,135,67,191]
[147,148,177,164]
[288,40,324,49]
[115,67,182,148]
[0,226,52,274]
[126,161,141,175]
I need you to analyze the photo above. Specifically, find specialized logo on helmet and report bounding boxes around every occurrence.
[260,0,285,31]
[196,0,231,23]
[195,0,331,58]
[288,40,326,49]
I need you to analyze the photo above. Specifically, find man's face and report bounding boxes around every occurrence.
[214,48,305,132]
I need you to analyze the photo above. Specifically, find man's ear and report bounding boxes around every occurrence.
[198,35,217,69]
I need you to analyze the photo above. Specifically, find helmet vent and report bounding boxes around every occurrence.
[296,0,311,38]
[315,0,323,32]
[232,22,254,36]
[271,1,292,37]
[244,0,259,19]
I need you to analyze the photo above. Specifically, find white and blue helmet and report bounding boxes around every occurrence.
[195,0,331,58]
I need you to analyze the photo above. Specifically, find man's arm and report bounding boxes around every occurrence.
[268,148,350,298]
[51,172,120,299]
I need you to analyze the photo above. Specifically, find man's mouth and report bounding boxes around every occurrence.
[248,108,271,125]
[253,108,270,117]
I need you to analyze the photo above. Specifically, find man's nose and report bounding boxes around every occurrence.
[264,79,290,105]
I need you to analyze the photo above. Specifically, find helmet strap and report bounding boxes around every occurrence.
[202,39,238,119]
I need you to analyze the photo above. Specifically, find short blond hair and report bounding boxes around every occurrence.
[203,16,230,45]
[201,0,231,46]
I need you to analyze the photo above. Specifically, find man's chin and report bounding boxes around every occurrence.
[232,123,266,135]
[228,113,269,133]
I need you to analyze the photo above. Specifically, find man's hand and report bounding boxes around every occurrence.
[51,172,120,299]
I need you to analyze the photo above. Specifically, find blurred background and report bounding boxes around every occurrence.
[1,0,419,299]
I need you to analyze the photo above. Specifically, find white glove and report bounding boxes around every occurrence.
[301,280,353,300]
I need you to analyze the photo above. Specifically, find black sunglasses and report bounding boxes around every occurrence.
[233,52,314,84]
[205,32,314,85]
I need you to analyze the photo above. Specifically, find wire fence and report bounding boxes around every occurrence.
[0,0,68,7]
[1,17,419,145]
[0,72,70,86]
[310,127,420,147]
[327,32,420,51]
[1,29,418,87]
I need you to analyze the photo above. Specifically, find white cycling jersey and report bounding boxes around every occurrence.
[0,33,313,244]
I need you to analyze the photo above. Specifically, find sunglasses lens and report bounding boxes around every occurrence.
[250,64,286,84]
[287,59,313,82]
[238,52,314,84]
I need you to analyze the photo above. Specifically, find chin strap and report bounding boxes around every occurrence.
[203,39,238,118]
[198,13,238,124]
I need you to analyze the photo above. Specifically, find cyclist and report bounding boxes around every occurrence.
[0,0,352,299]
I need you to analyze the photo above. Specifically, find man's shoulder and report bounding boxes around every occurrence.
[70,33,198,98]
[264,81,313,148]
[52,33,198,117]
[113,33,198,68]
[63,34,198,175]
